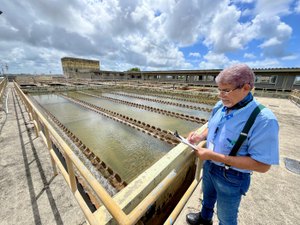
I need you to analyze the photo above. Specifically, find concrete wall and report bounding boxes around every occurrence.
[61,57,100,79]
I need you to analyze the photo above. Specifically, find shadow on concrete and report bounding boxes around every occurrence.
[12,89,63,225]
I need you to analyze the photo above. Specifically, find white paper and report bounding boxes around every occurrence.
[174,133,198,150]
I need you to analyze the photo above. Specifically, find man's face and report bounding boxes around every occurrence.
[217,83,249,108]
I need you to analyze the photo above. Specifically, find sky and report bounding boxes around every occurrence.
[0,0,300,75]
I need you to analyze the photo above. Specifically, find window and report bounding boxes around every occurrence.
[206,75,215,81]
[294,76,300,85]
[255,75,277,84]
[255,76,269,83]
[270,75,277,84]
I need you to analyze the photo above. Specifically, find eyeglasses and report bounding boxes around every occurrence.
[217,86,241,95]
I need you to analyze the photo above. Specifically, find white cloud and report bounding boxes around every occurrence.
[202,3,253,53]
[246,58,281,68]
[232,0,255,3]
[281,54,298,60]
[259,38,281,48]
[199,51,231,69]
[255,0,294,16]
[1,0,186,72]
[199,52,283,70]
[0,0,298,73]
[244,53,256,59]
[248,15,292,57]
[163,0,223,46]
[189,52,201,58]
[295,0,300,13]
[250,15,292,41]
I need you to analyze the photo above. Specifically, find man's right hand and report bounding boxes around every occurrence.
[187,131,201,144]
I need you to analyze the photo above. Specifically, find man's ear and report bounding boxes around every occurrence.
[243,83,252,91]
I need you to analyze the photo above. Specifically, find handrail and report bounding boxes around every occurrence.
[14,81,102,224]
[13,81,205,225]
[0,78,8,101]
[164,140,206,225]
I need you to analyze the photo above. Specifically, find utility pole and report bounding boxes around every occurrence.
[0,61,8,79]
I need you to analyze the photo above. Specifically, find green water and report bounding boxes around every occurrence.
[67,91,202,136]
[114,91,214,108]
[32,94,171,183]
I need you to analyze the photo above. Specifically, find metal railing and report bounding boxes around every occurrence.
[14,81,205,225]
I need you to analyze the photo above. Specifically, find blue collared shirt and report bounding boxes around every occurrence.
[206,98,279,173]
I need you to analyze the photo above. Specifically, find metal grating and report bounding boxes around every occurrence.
[284,157,300,175]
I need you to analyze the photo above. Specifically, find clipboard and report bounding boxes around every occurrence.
[171,130,198,150]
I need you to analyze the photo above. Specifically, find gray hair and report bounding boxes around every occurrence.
[215,64,255,88]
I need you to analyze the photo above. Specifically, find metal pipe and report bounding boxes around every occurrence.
[163,129,207,225]
[127,170,177,224]
[163,179,198,225]
[74,190,100,225]
[49,149,71,186]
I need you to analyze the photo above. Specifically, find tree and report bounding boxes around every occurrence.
[127,67,140,72]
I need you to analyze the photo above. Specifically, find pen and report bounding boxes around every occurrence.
[190,130,203,143]
[190,132,197,143]
[226,138,236,145]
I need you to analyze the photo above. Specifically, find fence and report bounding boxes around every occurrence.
[14,81,205,225]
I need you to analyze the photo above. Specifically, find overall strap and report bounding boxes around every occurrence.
[225,104,265,169]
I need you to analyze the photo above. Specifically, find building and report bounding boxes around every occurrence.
[96,68,300,91]
[61,57,100,79]
[60,57,300,91]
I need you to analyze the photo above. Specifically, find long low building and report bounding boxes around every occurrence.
[60,57,300,91]
[6,57,300,91]
[92,68,300,91]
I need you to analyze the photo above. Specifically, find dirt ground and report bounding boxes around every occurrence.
[1,83,299,225]
[174,96,300,225]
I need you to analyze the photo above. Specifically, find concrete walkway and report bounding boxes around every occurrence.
[174,96,300,225]
[0,84,86,225]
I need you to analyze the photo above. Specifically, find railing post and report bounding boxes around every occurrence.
[195,141,205,181]
[65,154,77,193]
[44,126,58,176]
[36,112,42,132]
[27,102,34,121]
[195,158,203,181]
[32,111,40,137]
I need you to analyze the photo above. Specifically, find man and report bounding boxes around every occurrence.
[186,64,279,225]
